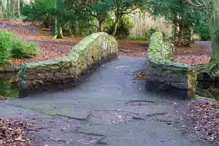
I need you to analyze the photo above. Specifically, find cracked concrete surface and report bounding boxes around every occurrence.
[0,56,215,146]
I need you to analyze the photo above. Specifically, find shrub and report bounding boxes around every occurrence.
[145,28,157,41]
[194,22,210,41]
[106,16,134,39]
[0,32,16,64]
[11,41,39,58]
[198,25,210,41]
[116,17,134,39]
[0,31,40,64]
[21,4,32,18]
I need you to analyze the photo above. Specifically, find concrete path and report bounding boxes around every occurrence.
[0,56,214,146]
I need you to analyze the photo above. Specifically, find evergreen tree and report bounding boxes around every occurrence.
[148,0,205,46]
[67,0,147,35]
[66,0,113,32]
[110,0,147,36]
[186,0,219,70]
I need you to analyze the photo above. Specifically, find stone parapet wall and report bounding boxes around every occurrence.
[146,32,197,97]
[18,32,118,91]
[0,64,20,73]
[0,64,20,72]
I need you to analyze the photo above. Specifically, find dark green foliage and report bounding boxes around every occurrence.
[70,19,96,36]
[145,28,157,41]
[192,9,210,41]
[24,0,56,21]
[22,0,57,32]
[66,0,114,32]
[116,17,134,39]
[21,4,32,18]
[147,0,207,45]
[0,32,15,64]
[0,31,39,64]
[21,0,147,37]
[110,0,147,36]
[0,81,19,98]
[107,16,134,39]
[11,41,39,58]
[65,0,147,36]
[24,0,85,38]
[195,24,210,41]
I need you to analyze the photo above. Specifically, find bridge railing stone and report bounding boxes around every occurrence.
[146,32,197,97]
[18,32,118,92]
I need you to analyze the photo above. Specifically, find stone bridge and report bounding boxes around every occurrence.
[18,32,118,92]
[0,32,216,146]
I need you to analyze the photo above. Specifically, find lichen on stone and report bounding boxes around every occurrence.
[147,32,197,97]
[18,32,118,90]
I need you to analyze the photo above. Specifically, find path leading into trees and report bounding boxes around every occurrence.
[0,56,215,146]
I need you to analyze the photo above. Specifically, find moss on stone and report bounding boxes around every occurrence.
[18,32,118,90]
[147,32,198,97]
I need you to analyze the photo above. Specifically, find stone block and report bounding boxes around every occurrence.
[146,32,196,95]
[18,32,118,91]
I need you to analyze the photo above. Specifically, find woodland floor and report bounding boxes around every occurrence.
[173,43,211,66]
[0,20,211,66]
[0,20,149,66]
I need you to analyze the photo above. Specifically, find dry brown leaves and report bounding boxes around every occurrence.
[0,20,82,44]
[173,55,211,66]
[187,100,219,144]
[0,119,32,146]
[173,43,211,66]
[0,20,150,66]
[0,20,78,66]
[118,40,149,57]
[9,44,72,66]
[133,69,147,80]
[175,43,209,54]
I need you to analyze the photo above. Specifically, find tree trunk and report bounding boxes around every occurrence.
[17,0,20,17]
[53,19,58,38]
[189,27,193,42]
[173,16,178,41]
[0,0,4,20]
[9,0,16,19]
[6,0,10,19]
[210,0,219,60]
[57,23,64,38]
[97,20,103,32]
[178,18,184,46]
[53,0,64,39]
[112,16,120,36]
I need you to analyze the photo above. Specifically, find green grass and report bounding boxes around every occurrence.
[126,37,148,41]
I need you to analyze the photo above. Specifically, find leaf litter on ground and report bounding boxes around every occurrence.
[133,69,147,80]
[0,118,33,146]
[186,99,219,144]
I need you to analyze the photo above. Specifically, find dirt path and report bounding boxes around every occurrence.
[0,56,216,146]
